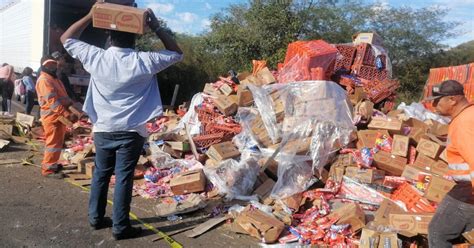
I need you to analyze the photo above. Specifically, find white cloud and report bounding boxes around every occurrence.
[146,3,175,15]
[177,12,198,23]
[201,18,211,30]
[205,2,212,10]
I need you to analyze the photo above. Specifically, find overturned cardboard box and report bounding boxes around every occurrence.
[170,169,206,195]
[235,206,285,243]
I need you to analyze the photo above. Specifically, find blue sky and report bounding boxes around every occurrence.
[136,0,474,47]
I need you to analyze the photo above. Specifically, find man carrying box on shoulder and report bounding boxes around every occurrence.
[426,80,474,247]
[60,4,183,240]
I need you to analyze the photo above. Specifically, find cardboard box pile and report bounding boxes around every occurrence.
[23,32,471,247]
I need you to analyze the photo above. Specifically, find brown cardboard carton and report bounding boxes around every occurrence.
[282,193,303,211]
[374,199,405,226]
[86,162,95,178]
[416,138,441,159]
[359,228,380,248]
[349,87,368,105]
[378,233,399,248]
[235,206,285,243]
[463,229,474,244]
[373,151,407,176]
[344,167,385,184]
[0,124,13,136]
[401,165,430,181]
[439,148,448,163]
[206,141,240,162]
[203,83,221,97]
[428,121,449,137]
[391,135,409,157]
[389,213,434,235]
[58,115,73,127]
[424,176,455,203]
[214,96,238,116]
[78,157,95,174]
[219,84,234,96]
[404,118,429,130]
[368,117,402,134]
[413,154,436,170]
[92,3,146,34]
[357,130,390,149]
[253,178,275,199]
[326,202,365,232]
[353,32,384,46]
[237,85,254,107]
[407,127,425,144]
[431,160,449,176]
[16,112,35,127]
[170,169,206,195]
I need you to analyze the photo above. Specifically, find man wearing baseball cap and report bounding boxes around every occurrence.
[36,55,76,179]
[426,80,474,247]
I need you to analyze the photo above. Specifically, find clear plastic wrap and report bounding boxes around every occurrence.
[203,157,260,200]
[270,156,316,199]
[337,176,387,206]
[259,81,355,199]
[396,102,450,124]
[232,107,260,152]
[371,44,393,78]
[174,93,204,135]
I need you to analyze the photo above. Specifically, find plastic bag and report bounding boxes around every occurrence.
[337,176,387,206]
[204,157,260,200]
[397,102,450,124]
[232,107,260,152]
[175,93,204,135]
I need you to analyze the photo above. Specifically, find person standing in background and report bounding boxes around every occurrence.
[21,67,36,115]
[0,64,16,113]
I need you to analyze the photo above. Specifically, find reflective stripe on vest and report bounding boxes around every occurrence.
[448,163,472,182]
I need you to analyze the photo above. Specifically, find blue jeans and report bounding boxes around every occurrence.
[428,194,474,247]
[89,132,145,233]
[25,91,35,115]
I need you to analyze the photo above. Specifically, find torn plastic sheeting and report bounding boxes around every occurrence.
[203,157,260,200]
[233,107,260,152]
[268,82,355,199]
[396,102,450,124]
[270,156,317,199]
[175,93,204,136]
[371,44,393,78]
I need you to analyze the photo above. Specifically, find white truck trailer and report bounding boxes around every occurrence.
[0,0,114,73]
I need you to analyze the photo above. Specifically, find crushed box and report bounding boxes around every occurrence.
[170,169,206,195]
[235,206,285,243]
[92,3,146,34]
[326,202,365,232]
[374,199,405,226]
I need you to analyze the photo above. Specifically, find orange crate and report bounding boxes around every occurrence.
[391,182,435,213]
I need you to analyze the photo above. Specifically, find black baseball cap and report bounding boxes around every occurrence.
[425,80,465,101]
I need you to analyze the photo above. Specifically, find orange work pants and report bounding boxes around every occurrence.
[41,121,66,175]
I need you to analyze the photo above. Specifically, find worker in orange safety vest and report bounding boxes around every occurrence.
[426,80,474,247]
[35,55,77,179]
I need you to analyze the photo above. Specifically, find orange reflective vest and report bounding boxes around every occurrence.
[446,104,474,186]
[35,72,72,123]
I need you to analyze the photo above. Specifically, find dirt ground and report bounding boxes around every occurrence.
[0,100,260,248]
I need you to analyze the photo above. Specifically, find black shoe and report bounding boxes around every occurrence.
[113,226,142,240]
[90,217,112,230]
[44,172,65,179]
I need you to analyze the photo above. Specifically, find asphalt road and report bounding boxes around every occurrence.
[0,99,259,248]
